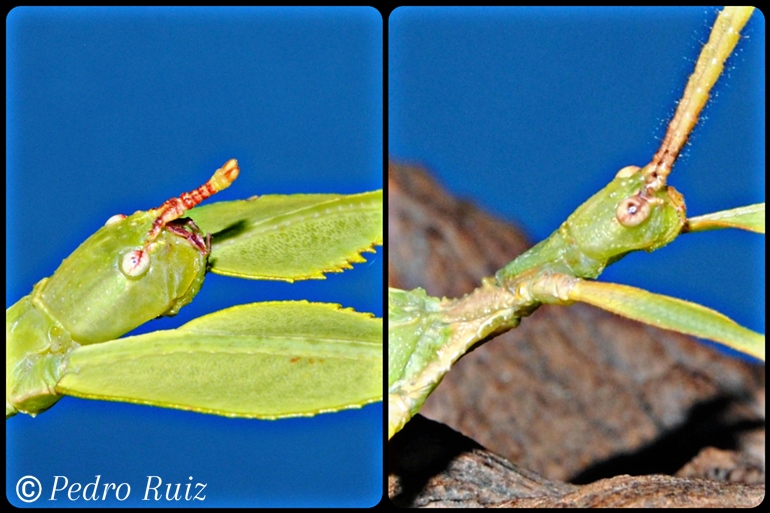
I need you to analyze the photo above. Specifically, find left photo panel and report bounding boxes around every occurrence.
[6,6,383,507]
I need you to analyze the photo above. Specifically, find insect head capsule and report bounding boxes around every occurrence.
[497,170,687,283]
[36,211,208,345]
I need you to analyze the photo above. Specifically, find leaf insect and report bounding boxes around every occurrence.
[388,6,764,439]
[7,159,383,420]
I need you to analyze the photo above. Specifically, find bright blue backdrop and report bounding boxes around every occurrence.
[7,7,382,507]
[390,7,764,355]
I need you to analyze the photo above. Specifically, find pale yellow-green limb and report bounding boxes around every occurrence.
[56,301,383,418]
[646,6,755,187]
[188,190,382,282]
[685,203,765,234]
[568,279,764,361]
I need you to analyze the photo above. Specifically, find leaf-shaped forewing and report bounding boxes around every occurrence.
[187,191,383,281]
[685,203,765,234]
[56,302,383,418]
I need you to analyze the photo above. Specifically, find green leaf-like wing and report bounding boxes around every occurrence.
[685,203,765,233]
[568,279,765,361]
[187,190,383,281]
[56,301,383,418]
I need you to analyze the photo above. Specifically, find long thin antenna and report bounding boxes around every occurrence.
[644,6,754,192]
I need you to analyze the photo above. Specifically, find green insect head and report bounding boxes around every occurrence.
[497,165,686,283]
[39,212,209,345]
[563,165,686,269]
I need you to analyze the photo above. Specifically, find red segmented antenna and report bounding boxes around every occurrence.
[146,159,241,242]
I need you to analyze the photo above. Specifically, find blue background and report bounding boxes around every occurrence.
[390,7,764,354]
[7,7,382,507]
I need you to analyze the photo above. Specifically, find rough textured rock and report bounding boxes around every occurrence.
[388,161,765,507]
[389,416,764,508]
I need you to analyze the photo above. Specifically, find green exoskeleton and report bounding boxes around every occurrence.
[389,6,764,439]
[6,160,239,417]
[7,159,383,419]
[495,165,685,283]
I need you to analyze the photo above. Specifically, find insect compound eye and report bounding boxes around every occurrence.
[616,195,651,227]
[105,214,127,226]
[119,249,151,279]
[614,165,641,179]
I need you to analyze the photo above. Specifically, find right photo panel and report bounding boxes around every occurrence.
[388,7,765,507]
